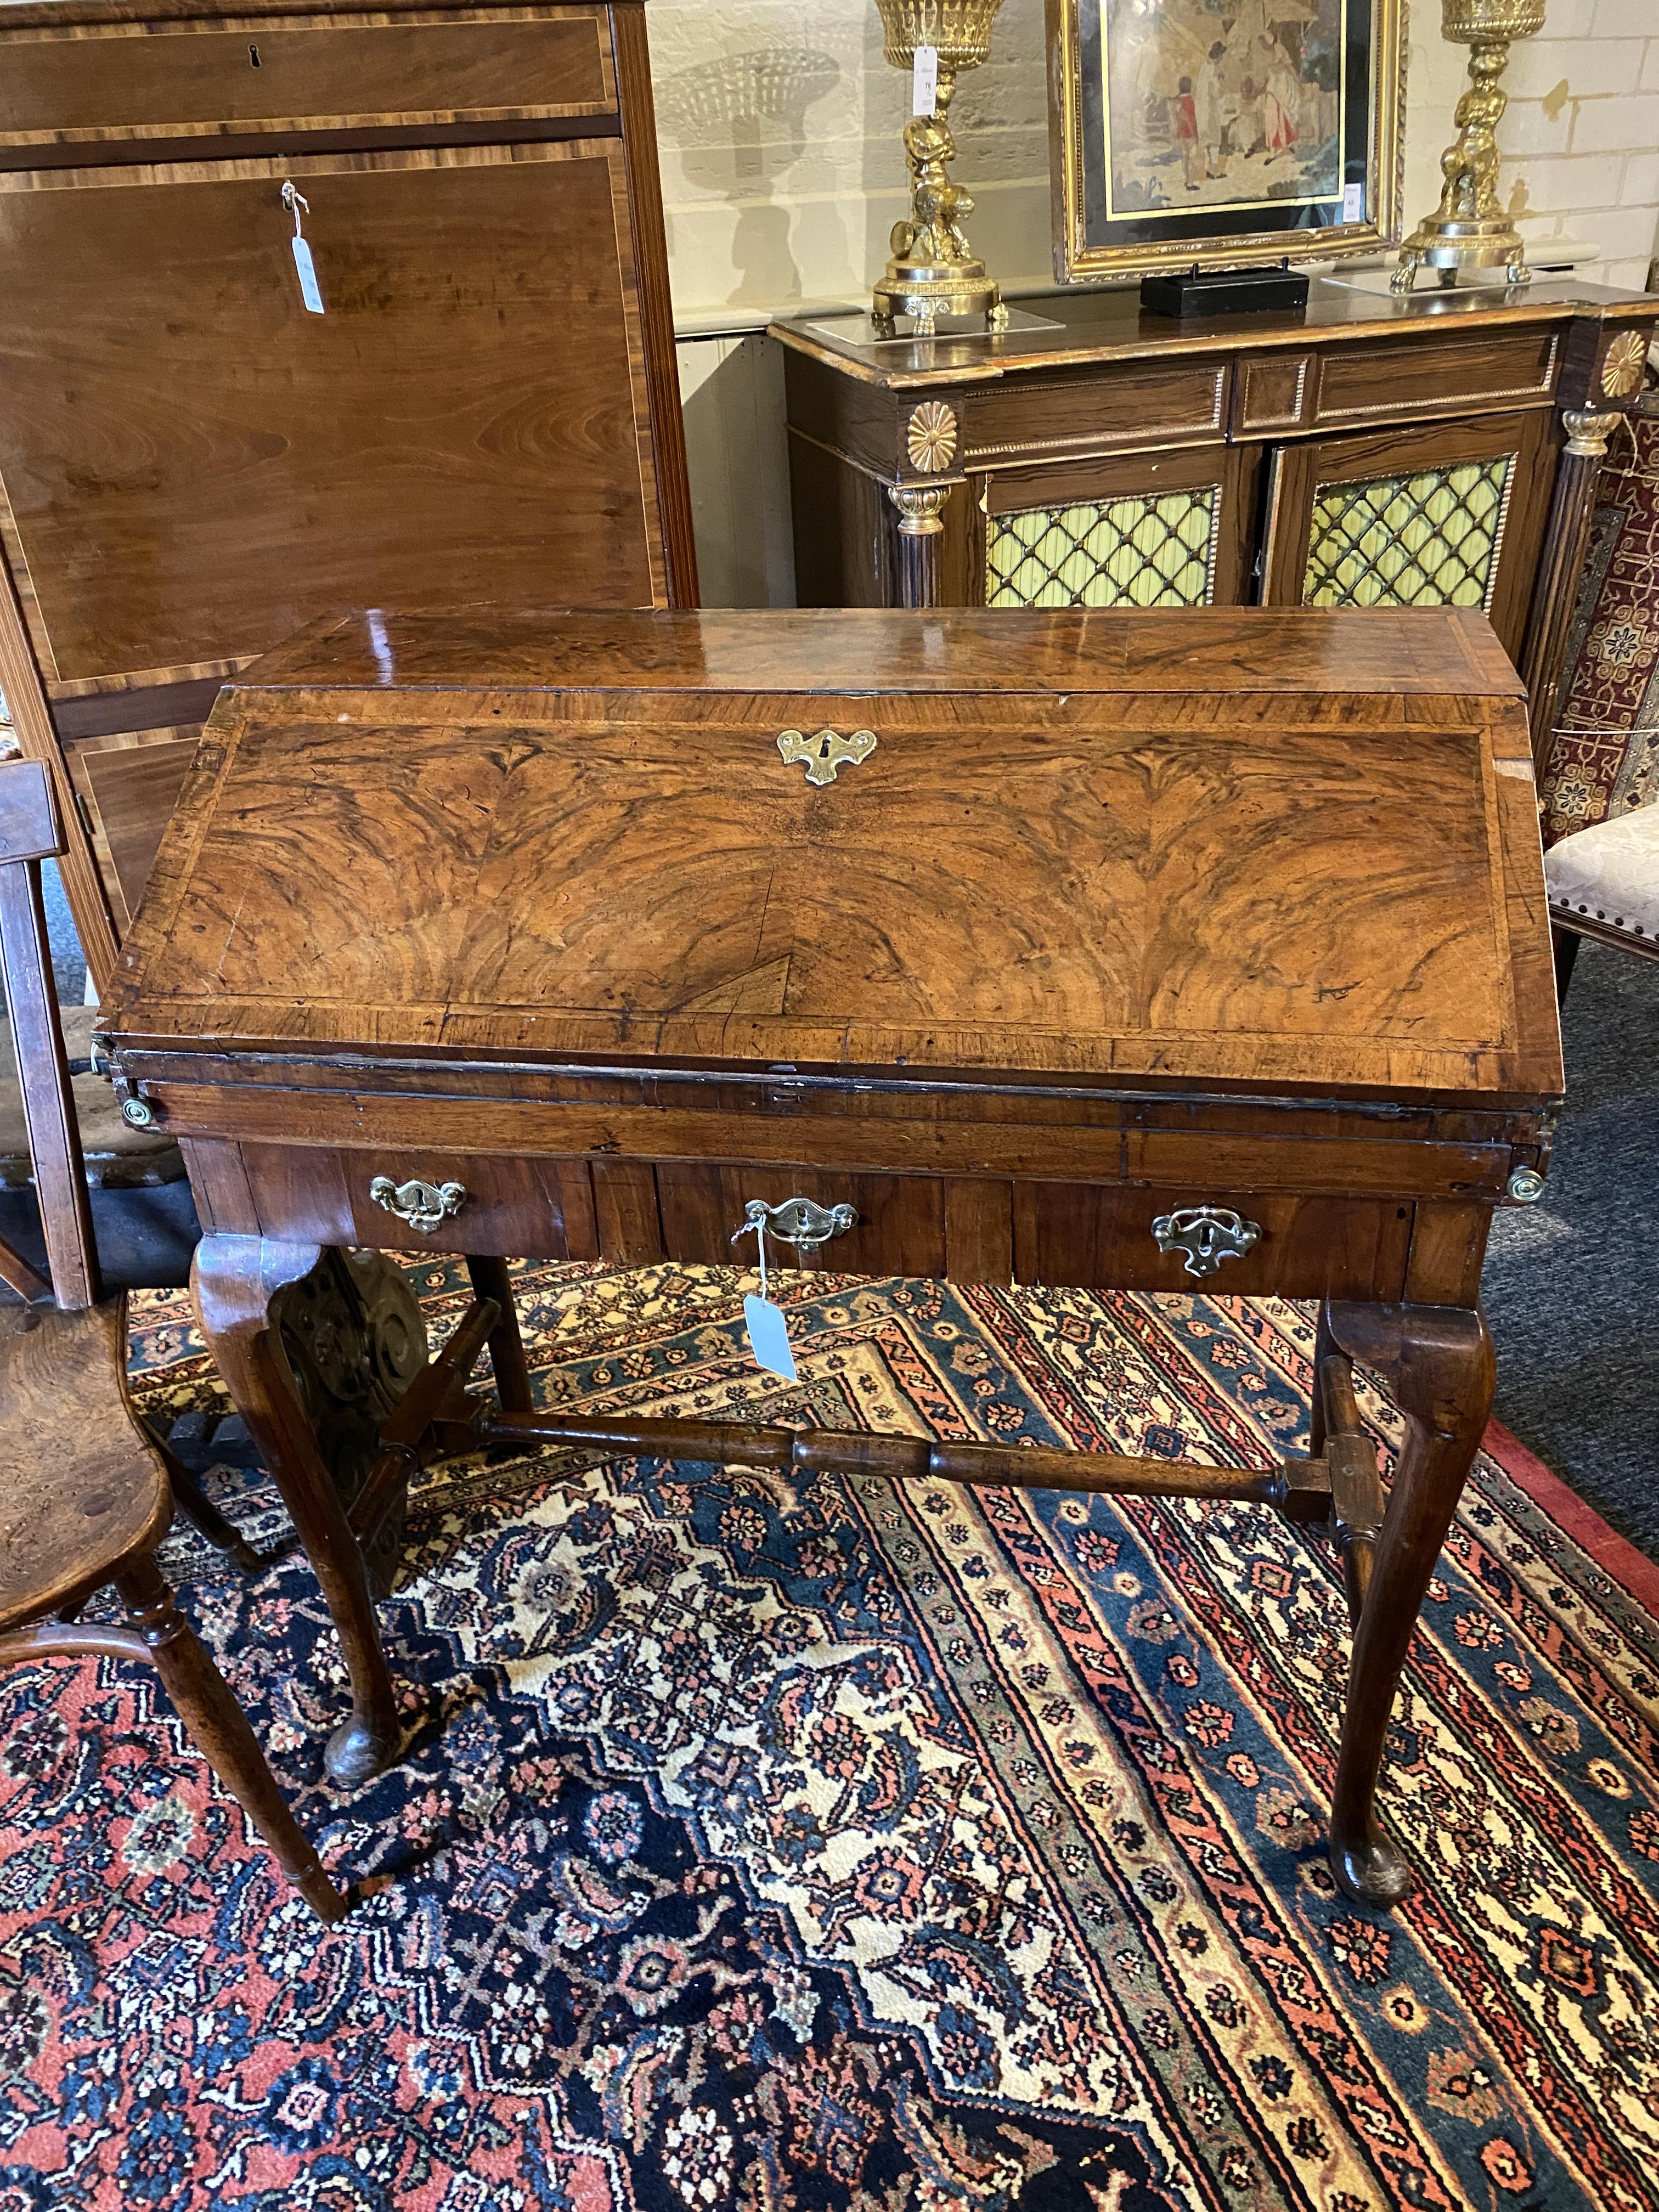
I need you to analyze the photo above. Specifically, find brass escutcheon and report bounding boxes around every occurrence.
[777,727,877,786]
[1151,1205,1262,1279]
[369,1175,467,1235]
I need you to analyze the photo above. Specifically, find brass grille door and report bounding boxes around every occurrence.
[1261,411,1555,659]
[988,486,1216,608]
[973,448,1257,611]
[1303,456,1513,612]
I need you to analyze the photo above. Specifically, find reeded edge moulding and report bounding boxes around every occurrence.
[1046,0,1404,281]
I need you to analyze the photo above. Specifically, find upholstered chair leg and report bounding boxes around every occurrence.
[1551,926,1581,1006]
[115,1555,349,1923]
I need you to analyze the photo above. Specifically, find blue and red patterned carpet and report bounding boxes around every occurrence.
[3,1259,1658,2212]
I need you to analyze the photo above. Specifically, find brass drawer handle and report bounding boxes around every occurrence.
[1152,1205,1261,1279]
[731,1197,857,1252]
[369,1175,467,1235]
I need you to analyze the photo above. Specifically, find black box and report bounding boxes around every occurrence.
[1139,266,1311,319]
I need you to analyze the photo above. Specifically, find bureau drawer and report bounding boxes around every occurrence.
[656,1165,947,1278]
[1014,1183,1412,1300]
[0,9,615,161]
[183,1141,1420,1301]
[192,1140,602,1259]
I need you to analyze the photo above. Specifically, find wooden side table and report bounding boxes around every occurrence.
[773,280,1656,786]
[100,605,1562,1910]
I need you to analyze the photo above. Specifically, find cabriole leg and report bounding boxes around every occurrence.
[191,1234,402,1787]
[1319,1300,1494,1909]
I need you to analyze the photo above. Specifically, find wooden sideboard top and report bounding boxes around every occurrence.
[770,276,1658,391]
[104,607,1561,1108]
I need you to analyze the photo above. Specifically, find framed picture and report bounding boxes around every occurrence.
[1048,0,1403,280]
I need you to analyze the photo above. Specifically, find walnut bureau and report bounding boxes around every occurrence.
[99,605,1562,1908]
[0,0,693,991]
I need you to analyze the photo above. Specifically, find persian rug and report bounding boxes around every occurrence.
[2,1260,1658,2212]
[1540,403,1659,848]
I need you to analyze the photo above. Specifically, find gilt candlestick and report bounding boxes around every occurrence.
[1392,0,1547,293]
[871,0,1008,336]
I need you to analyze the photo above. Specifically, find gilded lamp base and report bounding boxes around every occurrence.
[1391,217,1531,294]
[1391,0,1545,294]
[871,254,1007,337]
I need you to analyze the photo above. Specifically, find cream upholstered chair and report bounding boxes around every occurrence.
[1546,808,1659,1000]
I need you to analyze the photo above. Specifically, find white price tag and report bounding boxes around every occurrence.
[291,235,325,314]
[1341,181,1364,224]
[735,1214,800,1379]
[912,44,939,115]
[744,1293,799,1381]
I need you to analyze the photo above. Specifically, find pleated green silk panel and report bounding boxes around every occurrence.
[985,486,1218,608]
[1302,454,1515,612]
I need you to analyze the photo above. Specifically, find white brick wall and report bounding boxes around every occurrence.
[1493,21,1659,289]
[650,0,1659,320]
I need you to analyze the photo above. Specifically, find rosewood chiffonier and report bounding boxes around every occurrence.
[773,279,1657,813]
[99,606,1561,1909]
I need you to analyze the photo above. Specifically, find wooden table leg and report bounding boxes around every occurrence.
[116,1556,349,1921]
[191,1233,402,1787]
[464,1255,534,1414]
[1321,1300,1494,1908]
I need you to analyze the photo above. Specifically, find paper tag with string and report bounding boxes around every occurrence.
[283,182,326,314]
[912,45,939,115]
[743,1218,798,1380]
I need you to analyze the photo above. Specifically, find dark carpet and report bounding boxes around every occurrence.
[6,1262,1659,2211]
[1485,934,1659,1560]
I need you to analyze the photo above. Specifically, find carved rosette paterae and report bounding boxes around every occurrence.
[1600,330,1649,400]
[906,399,958,472]
[1392,0,1545,293]
[1522,409,1623,782]
[871,0,1008,335]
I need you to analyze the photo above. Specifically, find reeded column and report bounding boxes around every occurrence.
[888,483,951,610]
[1521,409,1621,784]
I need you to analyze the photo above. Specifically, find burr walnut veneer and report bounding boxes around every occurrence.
[0,0,693,992]
[100,605,1562,1907]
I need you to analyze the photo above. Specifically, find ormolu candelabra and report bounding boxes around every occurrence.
[871,0,1008,335]
[1392,0,1546,292]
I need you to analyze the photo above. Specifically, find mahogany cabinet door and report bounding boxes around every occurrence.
[963,445,1260,612]
[0,139,665,696]
[1257,409,1556,663]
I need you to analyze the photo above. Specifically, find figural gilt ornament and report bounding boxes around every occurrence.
[872,0,1008,336]
[1392,0,1545,293]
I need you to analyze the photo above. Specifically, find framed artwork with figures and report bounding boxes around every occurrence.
[1047,0,1403,280]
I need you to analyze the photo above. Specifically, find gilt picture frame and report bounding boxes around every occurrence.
[1048,0,1404,281]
